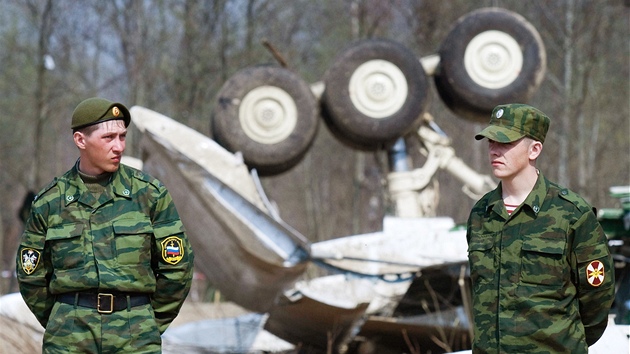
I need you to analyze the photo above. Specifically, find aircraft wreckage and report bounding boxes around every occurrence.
[128,104,628,354]
[130,105,481,353]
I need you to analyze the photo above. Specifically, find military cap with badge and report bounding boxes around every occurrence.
[71,97,131,130]
[475,103,550,143]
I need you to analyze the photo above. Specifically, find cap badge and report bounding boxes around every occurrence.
[21,248,41,275]
[496,109,504,119]
[112,106,120,117]
[586,260,605,287]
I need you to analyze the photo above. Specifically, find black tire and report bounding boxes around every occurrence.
[212,66,319,176]
[319,102,396,152]
[435,8,546,123]
[321,39,429,149]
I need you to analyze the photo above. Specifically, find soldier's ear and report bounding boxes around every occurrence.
[528,140,543,160]
[73,131,87,150]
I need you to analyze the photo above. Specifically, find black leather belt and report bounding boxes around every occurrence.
[57,292,151,314]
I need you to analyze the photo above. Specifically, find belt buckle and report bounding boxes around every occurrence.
[97,293,114,314]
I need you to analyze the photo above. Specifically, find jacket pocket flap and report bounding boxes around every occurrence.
[46,223,84,241]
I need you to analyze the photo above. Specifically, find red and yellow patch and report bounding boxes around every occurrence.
[586,260,605,287]
[161,236,184,265]
[21,248,41,275]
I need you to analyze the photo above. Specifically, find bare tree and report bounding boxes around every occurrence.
[25,0,56,190]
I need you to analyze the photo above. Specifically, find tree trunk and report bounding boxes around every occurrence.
[559,0,575,187]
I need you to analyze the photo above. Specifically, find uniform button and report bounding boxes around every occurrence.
[66,195,74,202]
[561,190,568,195]
[533,205,540,213]
[123,189,130,196]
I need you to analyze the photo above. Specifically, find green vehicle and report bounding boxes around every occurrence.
[599,186,630,324]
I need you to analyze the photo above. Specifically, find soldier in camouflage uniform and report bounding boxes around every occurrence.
[16,97,194,353]
[466,103,615,353]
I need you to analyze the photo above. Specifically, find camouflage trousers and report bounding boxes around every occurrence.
[42,301,161,353]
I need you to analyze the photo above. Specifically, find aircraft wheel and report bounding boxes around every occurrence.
[321,39,429,149]
[212,66,319,175]
[435,8,546,122]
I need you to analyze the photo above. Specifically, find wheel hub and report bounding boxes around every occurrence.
[239,85,297,144]
[349,59,408,119]
[464,30,523,89]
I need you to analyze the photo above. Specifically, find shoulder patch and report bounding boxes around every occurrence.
[21,248,41,275]
[161,236,184,265]
[586,260,605,287]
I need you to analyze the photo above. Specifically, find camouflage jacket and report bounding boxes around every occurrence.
[466,173,614,353]
[16,163,194,333]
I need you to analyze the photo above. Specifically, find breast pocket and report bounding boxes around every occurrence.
[468,235,496,285]
[520,237,567,286]
[113,218,153,266]
[46,223,85,269]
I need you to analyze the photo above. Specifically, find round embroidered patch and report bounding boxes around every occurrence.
[21,248,41,275]
[586,260,605,287]
[161,236,184,265]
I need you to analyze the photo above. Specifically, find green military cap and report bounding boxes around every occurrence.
[71,97,131,130]
[475,103,550,143]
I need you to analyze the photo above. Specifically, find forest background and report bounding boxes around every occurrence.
[0,0,628,295]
